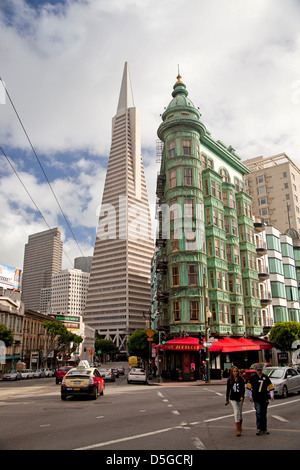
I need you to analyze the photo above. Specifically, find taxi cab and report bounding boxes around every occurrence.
[61,362,104,400]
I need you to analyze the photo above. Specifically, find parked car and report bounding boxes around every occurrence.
[55,366,73,384]
[33,369,45,378]
[2,370,22,381]
[43,368,52,377]
[115,365,125,375]
[61,365,104,400]
[127,368,147,384]
[99,368,116,382]
[242,362,272,382]
[20,369,34,379]
[264,366,300,398]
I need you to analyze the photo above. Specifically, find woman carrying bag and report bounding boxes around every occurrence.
[225,366,245,436]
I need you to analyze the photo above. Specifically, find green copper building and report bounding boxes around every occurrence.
[153,74,264,370]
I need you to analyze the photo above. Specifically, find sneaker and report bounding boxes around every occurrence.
[256,430,263,435]
[263,430,270,435]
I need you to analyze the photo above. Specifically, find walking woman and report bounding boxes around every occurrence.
[225,366,245,436]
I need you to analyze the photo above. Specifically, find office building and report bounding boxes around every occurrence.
[21,228,63,311]
[51,268,89,316]
[243,153,300,234]
[84,63,154,351]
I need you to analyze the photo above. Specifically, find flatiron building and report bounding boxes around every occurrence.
[84,63,154,350]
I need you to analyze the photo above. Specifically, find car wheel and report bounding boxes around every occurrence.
[61,395,67,400]
[127,380,130,384]
[282,385,288,398]
[91,386,98,400]
[56,379,59,384]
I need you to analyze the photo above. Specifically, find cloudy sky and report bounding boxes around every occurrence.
[0,0,300,270]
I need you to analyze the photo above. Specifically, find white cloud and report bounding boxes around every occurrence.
[0,0,300,269]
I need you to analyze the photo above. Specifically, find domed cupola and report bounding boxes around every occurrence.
[158,73,206,141]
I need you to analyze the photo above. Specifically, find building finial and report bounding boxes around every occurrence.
[176,64,183,83]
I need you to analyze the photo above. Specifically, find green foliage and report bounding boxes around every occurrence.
[126,329,158,360]
[42,320,83,358]
[0,323,14,347]
[95,339,118,354]
[269,321,300,352]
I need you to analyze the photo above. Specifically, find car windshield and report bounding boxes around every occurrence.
[266,369,284,379]
[67,369,91,376]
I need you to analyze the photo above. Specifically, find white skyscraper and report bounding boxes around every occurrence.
[84,63,154,350]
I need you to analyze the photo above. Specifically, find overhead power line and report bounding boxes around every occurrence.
[0,77,88,264]
[0,145,74,268]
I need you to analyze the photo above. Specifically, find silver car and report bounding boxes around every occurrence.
[33,369,46,378]
[99,368,116,382]
[265,367,300,398]
[2,370,22,381]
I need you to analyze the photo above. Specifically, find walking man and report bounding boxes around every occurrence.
[246,364,275,435]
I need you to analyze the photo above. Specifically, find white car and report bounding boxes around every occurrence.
[43,368,52,377]
[20,369,34,379]
[127,368,148,384]
[265,367,300,398]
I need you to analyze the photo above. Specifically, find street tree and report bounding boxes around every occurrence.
[95,338,118,362]
[43,321,82,365]
[127,329,158,362]
[269,321,300,352]
[0,323,14,347]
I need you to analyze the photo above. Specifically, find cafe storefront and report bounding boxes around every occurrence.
[160,337,202,381]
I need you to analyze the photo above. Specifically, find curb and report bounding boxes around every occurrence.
[148,379,227,386]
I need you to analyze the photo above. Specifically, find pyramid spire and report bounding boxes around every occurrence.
[117,61,135,112]
[84,63,154,351]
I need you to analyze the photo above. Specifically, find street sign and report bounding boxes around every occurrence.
[146,329,155,337]
[147,337,153,341]
[203,342,212,348]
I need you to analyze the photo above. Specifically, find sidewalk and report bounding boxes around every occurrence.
[148,377,227,386]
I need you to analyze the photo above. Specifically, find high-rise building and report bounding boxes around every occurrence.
[243,153,300,234]
[84,63,154,350]
[74,256,93,273]
[51,268,89,316]
[21,228,63,311]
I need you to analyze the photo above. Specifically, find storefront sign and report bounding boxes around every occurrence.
[164,344,200,351]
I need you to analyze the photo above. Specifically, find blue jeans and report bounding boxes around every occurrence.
[254,400,269,431]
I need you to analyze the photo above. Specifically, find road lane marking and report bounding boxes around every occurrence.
[74,425,185,450]
[193,437,206,450]
[271,415,288,422]
[0,386,45,397]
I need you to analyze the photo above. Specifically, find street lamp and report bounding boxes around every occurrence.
[203,273,211,383]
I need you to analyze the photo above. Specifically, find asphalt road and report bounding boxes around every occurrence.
[0,368,300,454]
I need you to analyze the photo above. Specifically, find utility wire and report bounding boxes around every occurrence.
[0,77,88,263]
[0,145,74,268]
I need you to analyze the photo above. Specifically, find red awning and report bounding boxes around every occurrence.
[161,336,202,351]
[209,337,273,353]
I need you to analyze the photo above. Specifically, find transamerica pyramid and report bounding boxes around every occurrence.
[84,62,154,351]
